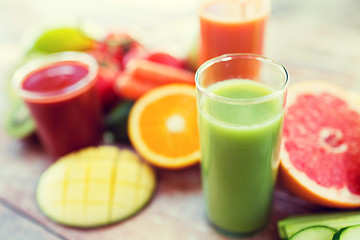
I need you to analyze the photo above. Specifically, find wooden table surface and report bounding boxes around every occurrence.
[1,0,360,239]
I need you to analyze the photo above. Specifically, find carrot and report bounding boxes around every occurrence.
[127,59,195,85]
[114,73,159,100]
[115,59,196,100]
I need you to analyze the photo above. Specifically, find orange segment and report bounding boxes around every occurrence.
[128,83,200,169]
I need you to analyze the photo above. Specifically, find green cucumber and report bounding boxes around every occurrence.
[278,212,360,239]
[332,225,360,240]
[5,99,35,139]
[290,225,336,240]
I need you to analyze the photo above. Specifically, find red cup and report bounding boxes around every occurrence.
[13,51,103,157]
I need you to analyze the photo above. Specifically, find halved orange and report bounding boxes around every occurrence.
[128,83,200,169]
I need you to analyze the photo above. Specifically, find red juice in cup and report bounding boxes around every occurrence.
[13,52,102,157]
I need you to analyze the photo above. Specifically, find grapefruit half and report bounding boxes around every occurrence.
[280,81,360,208]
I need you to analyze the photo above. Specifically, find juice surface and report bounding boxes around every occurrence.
[198,79,283,235]
[199,0,269,64]
[22,61,102,157]
[22,61,88,92]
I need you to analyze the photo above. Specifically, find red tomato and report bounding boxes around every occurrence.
[122,42,147,68]
[96,63,119,111]
[88,32,146,110]
[100,33,146,70]
[87,51,120,111]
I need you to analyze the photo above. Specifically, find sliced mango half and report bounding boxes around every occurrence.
[36,146,156,228]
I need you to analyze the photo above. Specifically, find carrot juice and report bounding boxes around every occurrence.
[199,0,270,65]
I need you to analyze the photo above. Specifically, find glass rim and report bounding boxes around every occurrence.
[195,53,289,105]
[199,0,271,24]
[12,51,98,100]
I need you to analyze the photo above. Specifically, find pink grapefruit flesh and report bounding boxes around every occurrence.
[280,81,360,208]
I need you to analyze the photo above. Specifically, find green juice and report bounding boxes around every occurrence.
[198,79,284,235]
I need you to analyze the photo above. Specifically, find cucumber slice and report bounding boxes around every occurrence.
[333,225,360,240]
[278,212,360,239]
[5,99,35,139]
[36,146,156,228]
[290,225,336,240]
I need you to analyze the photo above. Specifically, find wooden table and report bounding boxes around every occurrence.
[1,0,360,239]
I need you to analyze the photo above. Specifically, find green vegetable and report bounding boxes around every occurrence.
[289,225,336,240]
[5,99,35,139]
[332,225,360,240]
[278,212,360,239]
[26,26,94,56]
[104,100,134,142]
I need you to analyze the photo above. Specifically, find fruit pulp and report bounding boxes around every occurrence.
[199,0,269,65]
[36,146,156,227]
[21,61,102,157]
[284,92,360,194]
[198,79,284,235]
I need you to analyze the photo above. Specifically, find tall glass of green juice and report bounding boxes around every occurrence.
[195,54,288,237]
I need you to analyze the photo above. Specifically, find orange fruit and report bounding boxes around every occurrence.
[280,81,360,208]
[128,83,200,169]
